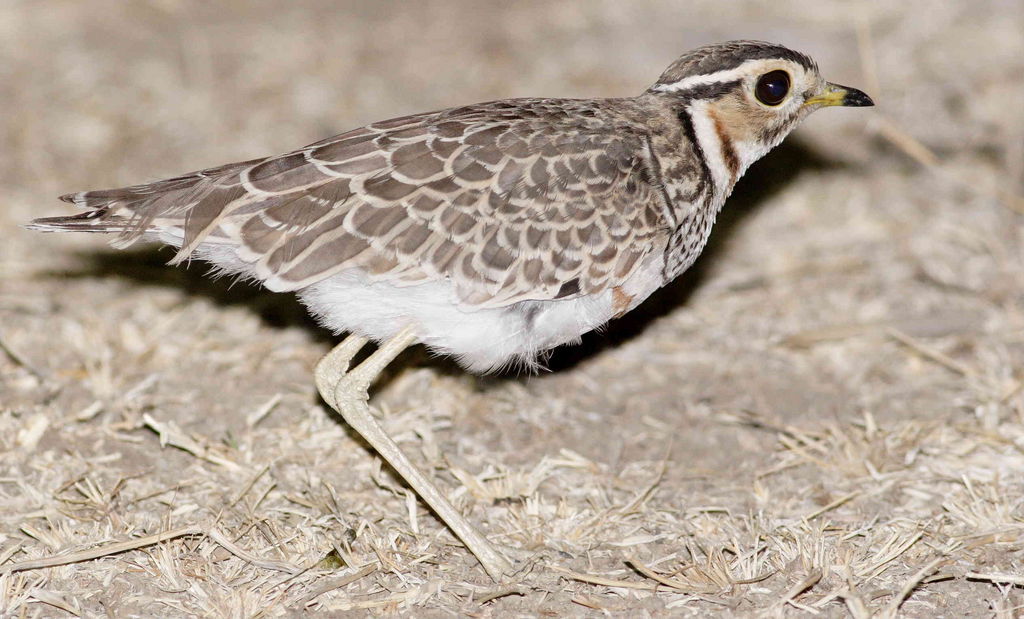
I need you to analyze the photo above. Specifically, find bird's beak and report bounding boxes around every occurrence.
[804,82,875,108]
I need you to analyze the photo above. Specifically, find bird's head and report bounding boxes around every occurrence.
[648,40,873,180]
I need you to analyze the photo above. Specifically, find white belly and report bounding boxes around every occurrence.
[298,253,667,373]
[181,232,666,373]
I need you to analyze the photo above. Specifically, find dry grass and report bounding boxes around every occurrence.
[2,0,1023,616]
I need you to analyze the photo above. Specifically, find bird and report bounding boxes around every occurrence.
[29,40,873,581]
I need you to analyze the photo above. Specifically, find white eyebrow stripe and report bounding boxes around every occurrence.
[652,59,764,93]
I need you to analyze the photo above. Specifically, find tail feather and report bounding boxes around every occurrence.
[29,158,261,241]
[25,209,126,233]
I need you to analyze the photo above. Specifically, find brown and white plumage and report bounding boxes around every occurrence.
[30,41,874,580]
[42,101,664,304]
[31,41,873,371]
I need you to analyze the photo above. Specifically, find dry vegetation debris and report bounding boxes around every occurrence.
[2,0,1023,616]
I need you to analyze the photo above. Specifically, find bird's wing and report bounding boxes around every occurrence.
[32,100,670,308]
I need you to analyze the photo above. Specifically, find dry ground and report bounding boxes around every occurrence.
[2,1,1023,616]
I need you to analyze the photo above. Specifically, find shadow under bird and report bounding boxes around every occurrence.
[30,40,873,581]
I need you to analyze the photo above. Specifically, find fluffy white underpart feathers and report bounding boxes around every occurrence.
[168,228,667,373]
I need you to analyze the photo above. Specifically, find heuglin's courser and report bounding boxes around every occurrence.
[30,40,874,580]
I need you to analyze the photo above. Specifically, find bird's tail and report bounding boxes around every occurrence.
[26,159,260,257]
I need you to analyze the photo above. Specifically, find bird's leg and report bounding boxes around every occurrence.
[314,332,369,410]
[314,326,514,582]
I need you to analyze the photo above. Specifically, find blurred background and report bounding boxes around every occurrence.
[1,1,1022,615]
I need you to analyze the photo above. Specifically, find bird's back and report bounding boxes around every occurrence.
[31,98,670,310]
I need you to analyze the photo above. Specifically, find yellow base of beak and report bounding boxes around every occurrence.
[806,83,874,108]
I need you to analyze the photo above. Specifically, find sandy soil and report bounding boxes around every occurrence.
[1,0,1023,616]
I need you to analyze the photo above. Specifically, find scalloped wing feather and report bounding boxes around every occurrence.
[33,100,668,308]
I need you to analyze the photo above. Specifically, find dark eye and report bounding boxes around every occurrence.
[755,70,791,106]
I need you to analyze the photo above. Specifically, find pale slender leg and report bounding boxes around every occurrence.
[314,326,513,581]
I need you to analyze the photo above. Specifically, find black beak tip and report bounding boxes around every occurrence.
[842,88,875,107]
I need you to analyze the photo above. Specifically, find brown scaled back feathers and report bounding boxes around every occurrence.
[38,100,668,309]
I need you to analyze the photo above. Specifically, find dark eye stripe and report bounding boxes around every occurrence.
[755,70,791,106]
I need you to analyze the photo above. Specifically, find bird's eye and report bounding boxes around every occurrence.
[755,70,791,106]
